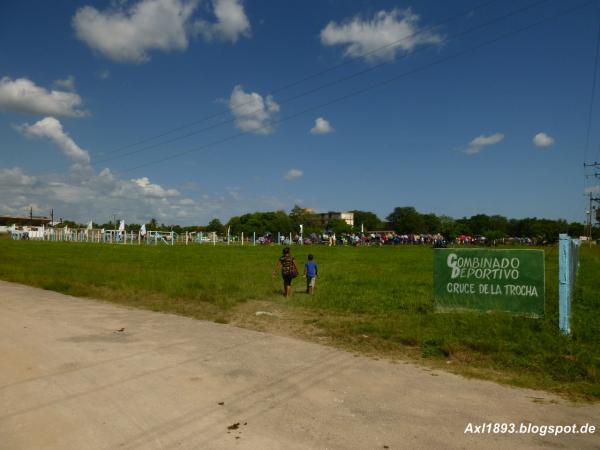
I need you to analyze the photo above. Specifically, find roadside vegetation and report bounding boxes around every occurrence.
[53,206,600,243]
[0,240,598,399]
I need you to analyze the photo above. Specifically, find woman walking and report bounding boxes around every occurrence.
[273,247,298,297]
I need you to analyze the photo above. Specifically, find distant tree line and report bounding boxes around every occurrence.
[57,205,599,242]
[222,206,598,243]
[383,207,598,243]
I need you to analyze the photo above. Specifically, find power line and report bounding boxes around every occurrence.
[102,0,502,157]
[583,17,600,218]
[92,0,554,168]
[119,0,593,174]
[584,21,600,164]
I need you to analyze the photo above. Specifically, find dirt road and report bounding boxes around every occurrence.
[0,280,597,449]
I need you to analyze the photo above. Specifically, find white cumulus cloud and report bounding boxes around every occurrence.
[464,132,504,155]
[132,176,180,197]
[0,77,86,117]
[320,8,442,63]
[0,167,37,187]
[73,0,251,63]
[0,167,190,221]
[16,117,91,165]
[310,117,334,135]
[284,169,303,181]
[0,164,286,225]
[228,85,279,134]
[533,132,554,147]
[195,0,251,43]
[0,164,293,225]
[72,0,197,63]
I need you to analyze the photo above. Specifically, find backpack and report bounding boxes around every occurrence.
[281,256,298,278]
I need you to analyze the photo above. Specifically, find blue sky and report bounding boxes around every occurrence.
[1,0,599,225]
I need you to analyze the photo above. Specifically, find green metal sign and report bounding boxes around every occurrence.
[433,249,545,317]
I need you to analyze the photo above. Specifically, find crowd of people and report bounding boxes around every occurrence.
[258,232,447,246]
[253,231,542,247]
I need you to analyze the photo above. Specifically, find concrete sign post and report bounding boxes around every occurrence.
[434,249,545,317]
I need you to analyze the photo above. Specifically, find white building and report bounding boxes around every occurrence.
[0,215,52,234]
[315,211,354,227]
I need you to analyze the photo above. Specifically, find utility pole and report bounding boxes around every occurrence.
[590,193,600,242]
[588,192,594,244]
[51,208,54,226]
[585,191,600,246]
[584,161,600,245]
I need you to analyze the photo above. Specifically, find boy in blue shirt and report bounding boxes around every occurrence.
[303,254,318,294]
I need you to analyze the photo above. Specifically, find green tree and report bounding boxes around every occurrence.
[455,217,473,236]
[289,205,320,234]
[328,218,352,234]
[270,211,294,234]
[206,218,225,235]
[568,222,585,237]
[227,216,243,235]
[350,210,381,232]
[227,211,294,235]
[439,215,459,240]
[386,207,425,234]
[467,214,491,236]
[507,218,520,237]
[170,224,183,234]
[484,230,505,242]
[422,213,441,234]
[489,215,508,236]
[125,223,141,232]
[57,220,81,229]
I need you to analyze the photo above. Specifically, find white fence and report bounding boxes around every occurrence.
[8,226,311,247]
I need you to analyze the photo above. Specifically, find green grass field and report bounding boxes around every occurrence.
[0,240,598,399]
